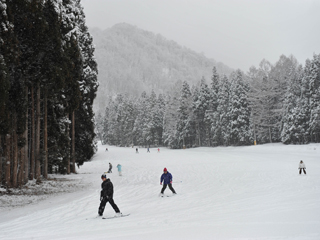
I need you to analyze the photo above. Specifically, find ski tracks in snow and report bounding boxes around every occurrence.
[1,143,320,239]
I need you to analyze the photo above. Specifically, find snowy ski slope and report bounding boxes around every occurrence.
[1,142,320,240]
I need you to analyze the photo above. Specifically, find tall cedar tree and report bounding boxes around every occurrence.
[5,0,31,187]
[74,0,98,167]
[0,0,19,186]
[42,0,66,178]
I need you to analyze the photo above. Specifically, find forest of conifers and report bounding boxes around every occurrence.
[96,54,320,149]
[0,0,98,188]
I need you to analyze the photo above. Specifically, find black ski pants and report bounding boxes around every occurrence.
[98,197,120,215]
[299,168,306,174]
[161,183,176,194]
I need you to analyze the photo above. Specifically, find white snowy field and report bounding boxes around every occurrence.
[1,142,320,240]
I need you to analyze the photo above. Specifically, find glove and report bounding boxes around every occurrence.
[170,181,172,184]
[160,182,162,185]
[100,196,103,201]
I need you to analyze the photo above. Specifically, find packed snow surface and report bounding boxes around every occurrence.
[1,142,320,240]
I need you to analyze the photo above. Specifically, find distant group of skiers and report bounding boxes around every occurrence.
[106,162,122,176]
[136,147,160,153]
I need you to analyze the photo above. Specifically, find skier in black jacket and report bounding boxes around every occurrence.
[98,174,121,217]
[108,163,112,173]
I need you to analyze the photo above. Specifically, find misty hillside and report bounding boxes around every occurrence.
[90,23,233,112]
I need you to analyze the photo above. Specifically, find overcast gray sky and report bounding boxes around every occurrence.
[81,0,320,71]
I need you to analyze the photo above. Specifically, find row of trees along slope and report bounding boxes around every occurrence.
[90,23,234,113]
[0,0,98,188]
[97,54,320,148]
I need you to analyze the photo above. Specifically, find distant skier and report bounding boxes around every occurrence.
[98,174,122,217]
[160,168,176,195]
[298,160,306,174]
[108,162,112,173]
[136,148,139,153]
[147,147,150,153]
[105,147,108,152]
[117,164,122,176]
[157,148,160,153]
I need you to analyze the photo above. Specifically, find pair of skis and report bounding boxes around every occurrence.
[102,213,130,219]
[159,193,177,198]
[86,213,130,220]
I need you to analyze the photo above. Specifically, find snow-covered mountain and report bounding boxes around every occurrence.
[90,23,233,112]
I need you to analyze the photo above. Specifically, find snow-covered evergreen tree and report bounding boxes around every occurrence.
[73,0,98,167]
[307,54,320,142]
[192,77,211,146]
[152,93,166,146]
[143,90,158,146]
[176,81,194,148]
[0,0,14,136]
[0,0,98,187]
[214,75,230,145]
[163,95,179,148]
[207,67,220,146]
[132,91,149,146]
[281,64,308,144]
[210,67,220,112]
[228,70,252,145]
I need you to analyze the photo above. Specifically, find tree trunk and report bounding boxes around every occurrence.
[18,143,24,187]
[268,127,272,143]
[67,113,70,174]
[35,82,41,180]
[11,113,18,188]
[5,134,11,188]
[71,111,76,173]
[30,86,35,180]
[198,121,201,146]
[24,86,29,183]
[0,136,2,185]
[43,92,48,179]
[253,123,257,145]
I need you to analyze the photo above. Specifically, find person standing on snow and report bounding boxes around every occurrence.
[98,174,122,217]
[160,168,176,195]
[108,162,112,173]
[117,164,122,176]
[298,160,306,174]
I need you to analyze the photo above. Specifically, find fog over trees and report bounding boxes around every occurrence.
[90,23,233,113]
